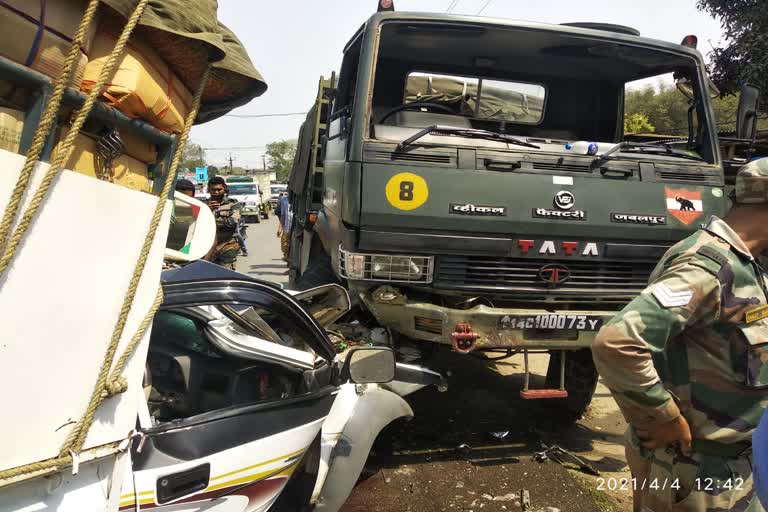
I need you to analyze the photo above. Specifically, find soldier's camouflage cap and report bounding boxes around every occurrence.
[735,158,768,204]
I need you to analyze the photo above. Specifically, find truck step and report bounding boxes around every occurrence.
[519,389,568,399]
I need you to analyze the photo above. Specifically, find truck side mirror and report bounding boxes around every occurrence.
[736,84,761,141]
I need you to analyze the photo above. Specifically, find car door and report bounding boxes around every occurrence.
[120,262,338,512]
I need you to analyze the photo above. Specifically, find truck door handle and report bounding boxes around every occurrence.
[599,167,633,178]
[157,463,210,504]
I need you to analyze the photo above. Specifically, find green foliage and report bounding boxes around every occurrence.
[623,113,655,134]
[266,139,298,181]
[697,0,768,110]
[624,83,739,136]
[181,142,206,171]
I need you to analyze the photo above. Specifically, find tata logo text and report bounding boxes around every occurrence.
[517,240,600,257]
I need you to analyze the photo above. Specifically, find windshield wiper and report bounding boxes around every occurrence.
[397,125,540,151]
[592,141,703,167]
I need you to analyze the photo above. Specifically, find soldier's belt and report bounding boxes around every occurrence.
[691,439,751,458]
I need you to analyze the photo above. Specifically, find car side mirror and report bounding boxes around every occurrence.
[736,83,761,141]
[342,347,396,384]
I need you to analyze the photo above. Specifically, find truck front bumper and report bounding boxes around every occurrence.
[359,285,616,351]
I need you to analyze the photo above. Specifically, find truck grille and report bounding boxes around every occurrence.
[436,256,654,298]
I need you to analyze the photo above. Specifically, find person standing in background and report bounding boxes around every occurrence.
[174,179,196,198]
[276,192,292,262]
[205,176,242,270]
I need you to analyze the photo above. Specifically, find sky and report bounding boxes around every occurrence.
[190,0,726,169]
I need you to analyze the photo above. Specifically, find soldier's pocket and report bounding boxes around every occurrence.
[738,320,768,388]
[671,454,741,510]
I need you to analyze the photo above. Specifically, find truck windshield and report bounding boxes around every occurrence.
[229,184,257,195]
[370,22,715,164]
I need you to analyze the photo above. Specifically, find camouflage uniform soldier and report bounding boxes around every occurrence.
[593,158,768,512]
[205,176,242,270]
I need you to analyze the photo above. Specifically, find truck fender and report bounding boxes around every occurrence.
[312,387,413,511]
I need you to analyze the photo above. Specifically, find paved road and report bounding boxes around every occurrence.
[240,216,632,511]
[235,215,289,287]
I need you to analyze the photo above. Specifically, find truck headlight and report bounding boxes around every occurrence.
[340,249,433,283]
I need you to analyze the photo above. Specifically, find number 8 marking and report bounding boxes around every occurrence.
[385,173,429,211]
[400,181,415,201]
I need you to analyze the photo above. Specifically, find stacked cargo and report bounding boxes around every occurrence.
[0,0,267,195]
[0,2,268,507]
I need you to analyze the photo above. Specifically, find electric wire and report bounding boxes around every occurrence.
[477,0,492,15]
[223,112,307,118]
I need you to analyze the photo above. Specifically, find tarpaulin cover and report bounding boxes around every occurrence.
[405,74,545,124]
[101,0,267,124]
[288,105,317,196]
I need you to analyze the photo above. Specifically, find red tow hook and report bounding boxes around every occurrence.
[451,322,479,354]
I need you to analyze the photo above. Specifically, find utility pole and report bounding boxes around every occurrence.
[262,155,267,171]
[227,152,235,173]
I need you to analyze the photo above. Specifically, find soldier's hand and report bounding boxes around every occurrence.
[635,416,692,455]
[208,201,221,209]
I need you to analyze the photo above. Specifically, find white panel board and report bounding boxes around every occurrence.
[0,150,171,470]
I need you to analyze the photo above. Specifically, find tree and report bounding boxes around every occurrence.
[697,1,768,110]
[266,139,298,182]
[624,83,741,135]
[623,113,655,134]
[181,142,206,171]
[208,165,220,176]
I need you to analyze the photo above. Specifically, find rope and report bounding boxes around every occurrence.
[0,0,150,278]
[0,0,211,483]
[61,63,213,456]
[0,0,99,258]
[103,287,164,398]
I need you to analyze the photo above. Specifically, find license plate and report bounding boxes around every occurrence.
[498,314,603,331]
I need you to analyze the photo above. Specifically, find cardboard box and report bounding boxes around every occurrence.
[0,1,91,85]
[120,128,158,164]
[54,127,152,193]
[82,29,193,133]
[0,107,24,154]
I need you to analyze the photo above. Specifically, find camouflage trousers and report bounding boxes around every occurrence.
[211,239,239,270]
[626,430,763,511]
[280,232,290,259]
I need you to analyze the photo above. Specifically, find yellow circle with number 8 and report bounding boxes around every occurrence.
[385,173,429,211]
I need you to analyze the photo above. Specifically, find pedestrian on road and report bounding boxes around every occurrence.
[276,191,292,262]
[175,179,196,197]
[204,176,242,270]
[593,159,768,511]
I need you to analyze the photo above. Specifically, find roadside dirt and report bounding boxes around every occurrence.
[341,349,633,512]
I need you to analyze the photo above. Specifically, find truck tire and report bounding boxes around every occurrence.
[536,348,598,428]
[294,248,338,291]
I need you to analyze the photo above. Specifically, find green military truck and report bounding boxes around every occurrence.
[287,4,760,423]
